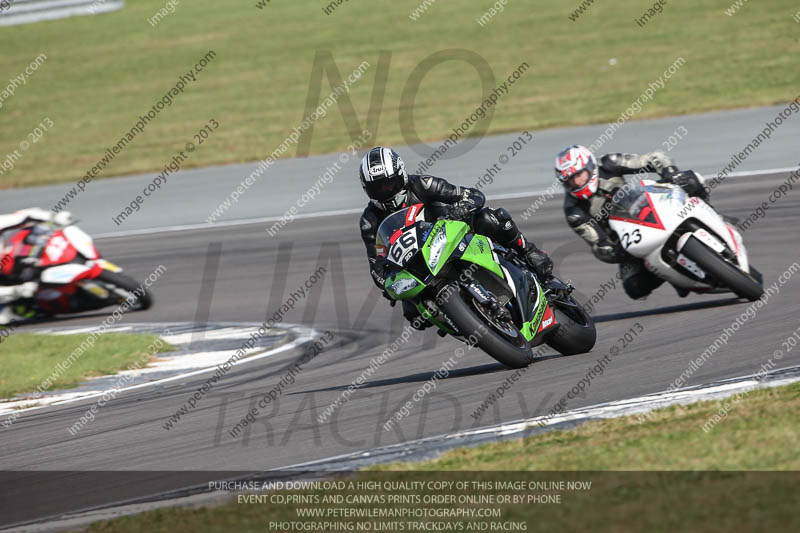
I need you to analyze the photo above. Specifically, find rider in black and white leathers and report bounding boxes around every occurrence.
[557,146,708,299]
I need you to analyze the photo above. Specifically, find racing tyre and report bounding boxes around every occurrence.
[546,296,596,356]
[750,265,763,286]
[681,236,763,301]
[97,270,153,310]
[438,284,532,369]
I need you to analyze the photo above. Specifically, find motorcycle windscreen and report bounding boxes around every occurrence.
[376,204,429,266]
[608,180,665,229]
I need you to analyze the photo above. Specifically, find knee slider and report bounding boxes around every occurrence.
[474,207,519,245]
[492,208,519,242]
[494,207,513,222]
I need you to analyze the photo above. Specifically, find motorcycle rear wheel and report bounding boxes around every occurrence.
[546,296,596,356]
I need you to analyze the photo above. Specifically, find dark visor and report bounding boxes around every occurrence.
[364,174,404,202]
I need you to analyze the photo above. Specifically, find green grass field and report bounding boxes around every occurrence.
[0,332,173,398]
[80,382,800,532]
[0,0,797,188]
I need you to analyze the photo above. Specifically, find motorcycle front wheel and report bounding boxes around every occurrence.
[438,283,532,369]
[681,236,763,301]
[96,270,153,311]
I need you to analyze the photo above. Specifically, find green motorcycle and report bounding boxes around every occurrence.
[377,204,597,369]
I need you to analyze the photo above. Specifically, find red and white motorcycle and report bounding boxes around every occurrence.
[608,177,763,301]
[1,221,152,319]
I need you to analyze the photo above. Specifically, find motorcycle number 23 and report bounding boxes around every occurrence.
[621,229,642,249]
[390,231,418,264]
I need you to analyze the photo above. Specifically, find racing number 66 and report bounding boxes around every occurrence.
[621,229,642,249]
[391,231,417,262]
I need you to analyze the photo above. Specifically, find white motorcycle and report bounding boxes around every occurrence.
[607,177,763,301]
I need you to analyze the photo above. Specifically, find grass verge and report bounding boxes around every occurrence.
[0,0,798,187]
[79,381,800,532]
[0,332,173,399]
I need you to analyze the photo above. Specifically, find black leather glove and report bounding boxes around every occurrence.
[371,258,399,306]
[660,165,680,181]
[445,202,473,221]
[670,170,709,201]
[369,257,389,289]
[382,289,397,307]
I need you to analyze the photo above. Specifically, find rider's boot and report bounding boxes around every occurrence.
[0,305,23,326]
[674,285,690,298]
[0,283,38,325]
[508,235,554,282]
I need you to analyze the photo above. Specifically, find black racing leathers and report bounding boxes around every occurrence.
[360,174,545,291]
[360,174,480,287]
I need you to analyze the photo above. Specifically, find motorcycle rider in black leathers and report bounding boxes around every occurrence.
[359,147,553,329]
[555,145,709,299]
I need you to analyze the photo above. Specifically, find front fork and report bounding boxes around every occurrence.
[414,278,511,339]
[464,281,511,321]
[414,297,456,336]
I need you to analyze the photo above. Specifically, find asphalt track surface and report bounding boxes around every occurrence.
[3,168,799,526]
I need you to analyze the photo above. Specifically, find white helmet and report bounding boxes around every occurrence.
[554,145,599,199]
